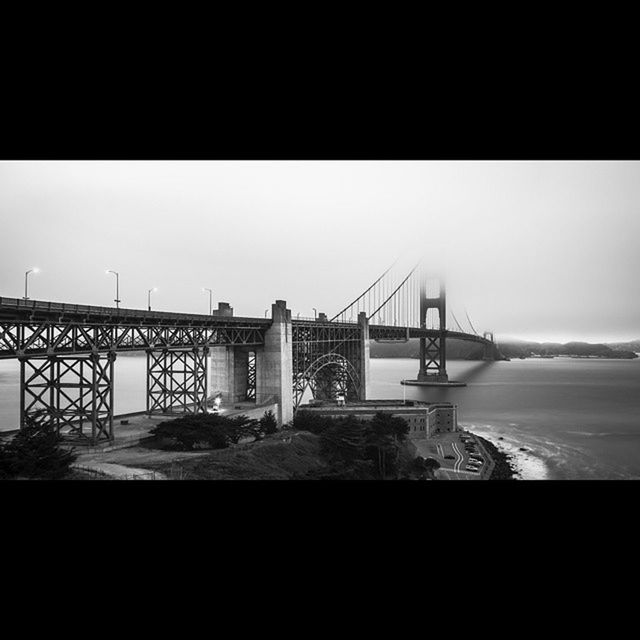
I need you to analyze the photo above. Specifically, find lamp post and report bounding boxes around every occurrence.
[148,287,157,311]
[106,270,121,308]
[23,267,39,300]
[313,307,317,320]
[264,309,268,317]
[203,288,213,315]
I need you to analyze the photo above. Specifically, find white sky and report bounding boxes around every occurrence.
[1,160,638,343]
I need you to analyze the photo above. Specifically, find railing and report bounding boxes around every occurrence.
[293,316,358,324]
[0,296,270,324]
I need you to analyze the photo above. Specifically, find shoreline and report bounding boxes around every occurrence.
[465,425,552,480]
[474,435,517,480]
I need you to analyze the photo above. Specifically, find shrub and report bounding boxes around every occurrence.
[0,415,77,480]
[259,410,278,436]
[292,410,334,435]
[412,456,441,479]
[150,413,259,451]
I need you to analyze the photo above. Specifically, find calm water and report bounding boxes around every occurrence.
[370,357,640,480]
[2,355,640,479]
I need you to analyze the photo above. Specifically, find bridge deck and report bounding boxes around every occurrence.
[0,296,272,327]
[0,297,493,360]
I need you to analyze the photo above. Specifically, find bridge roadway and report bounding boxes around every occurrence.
[0,296,494,359]
[0,296,272,358]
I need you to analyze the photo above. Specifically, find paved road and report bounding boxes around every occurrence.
[451,441,464,472]
[414,430,487,480]
[72,461,166,480]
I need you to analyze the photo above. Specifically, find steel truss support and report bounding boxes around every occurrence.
[308,356,358,403]
[246,350,256,401]
[146,347,209,415]
[19,352,115,445]
[0,319,265,360]
[291,321,363,409]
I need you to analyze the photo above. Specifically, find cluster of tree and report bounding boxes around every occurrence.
[150,410,278,451]
[412,456,441,480]
[0,415,78,480]
[292,410,411,480]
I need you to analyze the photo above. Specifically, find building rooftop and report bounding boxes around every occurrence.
[300,399,455,411]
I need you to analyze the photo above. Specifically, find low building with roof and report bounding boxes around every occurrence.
[298,398,458,439]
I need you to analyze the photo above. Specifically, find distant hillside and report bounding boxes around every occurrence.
[370,338,638,360]
[499,340,638,359]
[606,340,640,353]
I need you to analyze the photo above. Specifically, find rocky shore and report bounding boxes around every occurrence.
[475,435,517,480]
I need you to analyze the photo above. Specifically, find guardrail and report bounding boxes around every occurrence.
[0,296,270,324]
[293,316,358,325]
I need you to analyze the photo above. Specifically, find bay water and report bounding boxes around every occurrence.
[2,355,639,479]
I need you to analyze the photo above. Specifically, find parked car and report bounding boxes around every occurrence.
[465,466,479,473]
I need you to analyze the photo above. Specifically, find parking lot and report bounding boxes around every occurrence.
[412,430,490,480]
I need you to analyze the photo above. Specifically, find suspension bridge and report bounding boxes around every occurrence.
[0,262,502,444]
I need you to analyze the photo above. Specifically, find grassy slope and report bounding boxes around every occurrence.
[133,430,421,480]
[138,431,330,480]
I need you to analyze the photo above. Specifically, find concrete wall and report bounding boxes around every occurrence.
[430,406,456,434]
[358,312,370,400]
[211,302,233,317]
[256,300,294,426]
[224,402,279,423]
[232,349,249,402]
[209,346,249,403]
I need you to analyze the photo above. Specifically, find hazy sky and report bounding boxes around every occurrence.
[1,161,638,343]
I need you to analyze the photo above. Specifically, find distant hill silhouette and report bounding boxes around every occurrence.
[370,338,639,360]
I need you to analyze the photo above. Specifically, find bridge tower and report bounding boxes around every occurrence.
[417,273,449,383]
[482,331,497,361]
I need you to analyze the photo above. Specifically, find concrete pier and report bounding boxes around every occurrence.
[358,311,370,400]
[209,346,250,404]
[256,300,294,426]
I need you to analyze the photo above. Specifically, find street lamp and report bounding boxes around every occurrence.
[148,287,157,311]
[313,307,317,319]
[264,309,269,317]
[106,270,121,309]
[203,288,213,315]
[23,267,40,300]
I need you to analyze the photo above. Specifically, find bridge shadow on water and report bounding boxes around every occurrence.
[455,360,494,384]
